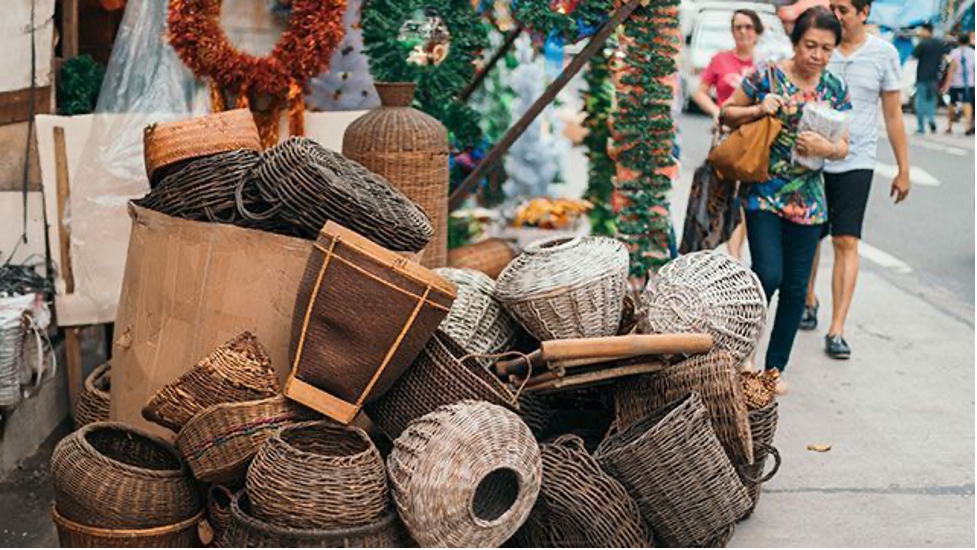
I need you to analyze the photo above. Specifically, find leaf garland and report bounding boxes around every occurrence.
[581,41,615,236]
[512,0,614,43]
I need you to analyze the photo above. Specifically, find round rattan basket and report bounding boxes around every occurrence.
[52,505,203,548]
[447,238,515,279]
[74,362,111,429]
[434,267,519,359]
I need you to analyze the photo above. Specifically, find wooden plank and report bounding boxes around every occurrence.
[0,86,52,126]
[541,333,715,361]
[448,0,642,210]
[53,126,74,294]
[65,327,83,418]
[460,26,523,103]
[63,0,80,59]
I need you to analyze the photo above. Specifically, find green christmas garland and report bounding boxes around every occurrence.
[609,0,680,277]
[581,41,615,236]
[512,0,614,43]
[362,0,489,149]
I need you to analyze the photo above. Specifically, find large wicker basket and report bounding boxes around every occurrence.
[51,422,201,529]
[143,331,280,433]
[495,236,629,340]
[639,251,767,364]
[52,506,203,548]
[286,222,455,424]
[343,82,450,267]
[219,491,407,548]
[740,401,780,518]
[510,434,653,547]
[143,109,261,186]
[388,400,542,547]
[74,362,111,429]
[447,238,515,279]
[246,421,389,530]
[175,396,319,486]
[614,351,754,466]
[434,267,519,360]
[595,393,751,547]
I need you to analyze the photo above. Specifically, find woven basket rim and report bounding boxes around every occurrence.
[273,420,374,463]
[84,362,111,397]
[76,422,187,480]
[229,491,397,539]
[51,505,203,536]
[596,392,698,463]
[177,395,292,437]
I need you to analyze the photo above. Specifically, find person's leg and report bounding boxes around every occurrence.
[915,83,928,133]
[744,210,783,305]
[925,82,939,131]
[828,235,859,336]
[947,88,960,133]
[727,218,747,260]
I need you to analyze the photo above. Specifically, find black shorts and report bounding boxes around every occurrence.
[949,87,975,105]
[821,169,873,239]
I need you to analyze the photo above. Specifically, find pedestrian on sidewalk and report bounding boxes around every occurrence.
[691,9,766,261]
[911,23,946,134]
[721,6,851,391]
[942,32,975,135]
[799,0,911,360]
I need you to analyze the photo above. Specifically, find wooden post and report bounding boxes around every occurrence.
[460,26,523,103]
[54,126,83,415]
[62,0,79,59]
[448,0,642,210]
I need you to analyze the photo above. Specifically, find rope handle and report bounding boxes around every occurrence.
[20,311,56,398]
[737,442,782,486]
[457,350,534,405]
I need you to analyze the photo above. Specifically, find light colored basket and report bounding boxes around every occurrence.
[495,236,630,340]
[387,400,542,547]
[433,268,519,360]
[639,251,767,364]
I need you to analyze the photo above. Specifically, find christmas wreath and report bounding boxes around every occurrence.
[512,0,614,43]
[168,0,346,143]
[361,0,489,150]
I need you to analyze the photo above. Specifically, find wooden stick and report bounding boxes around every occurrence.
[541,333,714,362]
[460,26,523,103]
[525,361,666,393]
[54,127,74,294]
[448,0,642,210]
[495,349,543,377]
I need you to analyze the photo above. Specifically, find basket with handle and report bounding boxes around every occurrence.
[75,362,112,429]
[739,401,781,518]
[51,505,203,548]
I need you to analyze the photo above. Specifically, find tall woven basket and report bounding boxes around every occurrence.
[343,82,450,267]
[740,401,780,518]
[75,362,111,429]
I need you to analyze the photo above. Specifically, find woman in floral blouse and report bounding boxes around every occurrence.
[720,6,852,393]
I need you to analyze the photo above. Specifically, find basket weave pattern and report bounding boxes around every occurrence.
[52,506,203,548]
[742,401,779,514]
[434,268,519,359]
[75,362,111,429]
[447,238,515,279]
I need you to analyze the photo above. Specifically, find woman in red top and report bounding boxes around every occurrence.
[691,9,764,261]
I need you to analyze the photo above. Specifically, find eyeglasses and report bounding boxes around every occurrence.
[732,24,755,32]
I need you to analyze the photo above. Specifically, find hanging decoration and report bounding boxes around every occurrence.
[608,0,680,278]
[511,0,613,44]
[581,41,615,236]
[362,0,489,151]
[168,0,346,146]
[307,0,381,111]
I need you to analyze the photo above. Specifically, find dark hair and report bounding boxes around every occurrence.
[790,6,842,46]
[921,22,934,32]
[732,9,764,35]
[850,0,873,13]
[959,33,970,45]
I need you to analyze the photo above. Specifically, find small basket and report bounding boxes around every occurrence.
[74,362,111,429]
[740,401,781,518]
[387,400,542,548]
[175,395,319,486]
[52,506,203,548]
[143,331,280,433]
[639,251,767,364]
[219,491,407,548]
[51,422,201,529]
[143,109,261,185]
[595,393,752,548]
[365,330,521,439]
[434,268,519,360]
[495,236,629,340]
[447,238,515,279]
[207,485,234,542]
[511,434,654,547]
[246,421,389,530]
[614,351,754,466]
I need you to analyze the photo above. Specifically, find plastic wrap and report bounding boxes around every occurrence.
[792,102,849,171]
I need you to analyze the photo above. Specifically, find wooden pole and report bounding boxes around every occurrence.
[54,126,83,416]
[448,0,641,210]
[460,26,523,103]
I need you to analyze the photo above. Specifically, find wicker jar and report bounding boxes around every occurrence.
[342,82,450,267]
[75,362,111,429]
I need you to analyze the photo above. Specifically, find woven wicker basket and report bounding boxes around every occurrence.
[510,434,653,547]
[207,485,234,543]
[246,421,389,530]
[343,82,450,267]
[219,491,407,548]
[639,251,767,364]
[175,395,319,486]
[254,137,433,251]
[741,369,779,410]
[51,422,201,529]
[434,267,519,360]
[52,505,203,548]
[740,401,780,518]
[143,331,280,433]
[286,222,456,424]
[595,393,751,547]
[613,351,754,466]
[447,238,515,279]
[143,109,261,185]
[365,331,521,439]
[387,400,542,547]
[495,236,629,340]
[74,362,111,429]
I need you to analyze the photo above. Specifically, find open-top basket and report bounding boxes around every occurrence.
[433,268,519,360]
[52,505,203,548]
[447,238,515,279]
[740,401,781,518]
[75,362,111,428]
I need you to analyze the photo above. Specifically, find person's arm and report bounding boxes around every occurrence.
[795,131,848,160]
[720,87,784,128]
[881,90,911,203]
[691,79,721,119]
[943,56,959,93]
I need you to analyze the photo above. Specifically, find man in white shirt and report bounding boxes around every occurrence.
[800,0,911,360]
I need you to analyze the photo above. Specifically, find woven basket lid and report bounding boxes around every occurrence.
[433,268,519,356]
[494,236,629,302]
[143,109,261,182]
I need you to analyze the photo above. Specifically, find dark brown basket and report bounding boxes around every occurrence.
[510,434,654,547]
[595,393,752,548]
[448,238,515,279]
[253,137,434,250]
[614,351,754,466]
[285,222,455,424]
[343,82,450,267]
[175,395,319,486]
[246,421,389,530]
[143,331,280,433]
[51,422,201,529]
[74,362,111,429]
[207,485,234,542]
[740,401,780,518]
[219,491,408,548]
[52,505,203,548]
[365,330,521,439]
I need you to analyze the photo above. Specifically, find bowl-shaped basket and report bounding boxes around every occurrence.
[52,506,203,548]
[74,362,111,428]
[434,267,519,359]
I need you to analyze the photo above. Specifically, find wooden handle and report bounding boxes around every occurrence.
[540,333,713,362]
[494,349,543,377]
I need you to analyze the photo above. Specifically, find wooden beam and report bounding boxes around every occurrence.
[460,26,523,103]
[0,86,52,126]
[63,0,79,59]
[53,126,74,294]
[448,0,641,210]
[65,327,83,417]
